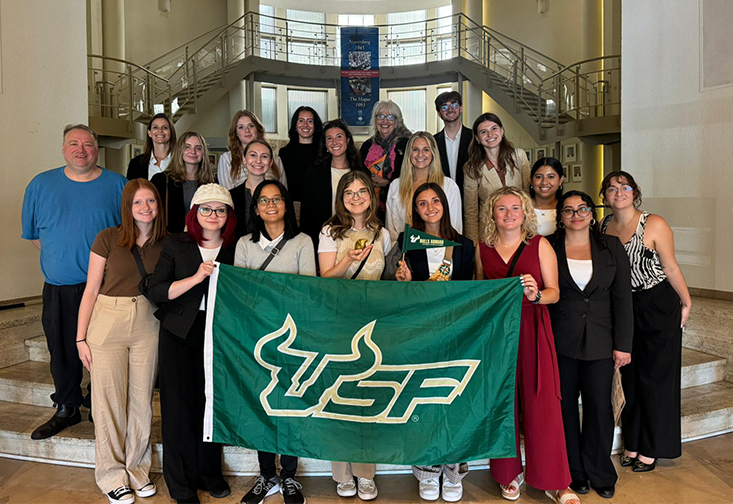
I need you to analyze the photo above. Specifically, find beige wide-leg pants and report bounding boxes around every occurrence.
[87,294,159,494]
[331,462,376,483]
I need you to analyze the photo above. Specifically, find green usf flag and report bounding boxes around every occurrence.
[203,264,523,465]
[402,223,462,253]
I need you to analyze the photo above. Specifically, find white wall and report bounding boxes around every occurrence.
[622,0,733,292]
[0,0,89,302]
[124,0,227,65]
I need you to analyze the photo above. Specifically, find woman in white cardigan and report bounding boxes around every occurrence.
[463,112,530,243]
[385,132,462,242]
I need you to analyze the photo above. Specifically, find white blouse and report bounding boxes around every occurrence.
[534,208,557,236]
[567,258,593,291]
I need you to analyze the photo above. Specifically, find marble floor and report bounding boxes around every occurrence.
[2,432,733,504]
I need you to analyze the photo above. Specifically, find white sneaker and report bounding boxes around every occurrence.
[357,478,378,501]
[135,482,156,498]
[442,480,463,502]
[336,479,357,497]
[418,478,440,500]
[107,486,135,504]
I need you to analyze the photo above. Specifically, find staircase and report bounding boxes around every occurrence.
[0,298,731,475]
[88,13,619,145]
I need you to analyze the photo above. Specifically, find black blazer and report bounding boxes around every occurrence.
[548,232,633,360]
[299,163,366,249]
[149,233,235,340]
[394,232,474,281]
[127,154,150,180]
[434,125,472,198]
[151,173,194,233]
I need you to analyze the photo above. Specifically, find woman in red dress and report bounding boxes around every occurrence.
[475,186,579,504]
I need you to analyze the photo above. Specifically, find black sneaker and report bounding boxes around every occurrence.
[241,475,279,504]
[280,477,305,504]
[107,485,134,504]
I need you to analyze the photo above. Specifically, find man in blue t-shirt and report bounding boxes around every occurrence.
[21,124,127,440]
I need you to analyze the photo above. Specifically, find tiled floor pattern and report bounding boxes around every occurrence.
[2,432,733,503]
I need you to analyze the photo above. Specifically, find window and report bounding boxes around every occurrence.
[387,89,426,132]
[261,86,277,133]
[336,15,376,62]
[286,9,327,64]
[387,10,427,66]
[388,41,424,65]
[436,5,453,60]
[436,5,453,35]
[387,10,427,38]
[287,89,328,122]
[260,4,276,34]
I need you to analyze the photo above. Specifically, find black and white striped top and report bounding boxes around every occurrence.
[602,211,666,292]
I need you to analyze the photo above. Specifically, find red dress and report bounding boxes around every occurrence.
[480,235,571,490]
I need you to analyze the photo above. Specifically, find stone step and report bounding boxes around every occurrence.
[0,361,160,416]
[681,347,727,388]
[0,304,43,369]
[24,336,49,363]
[4,379,733,476]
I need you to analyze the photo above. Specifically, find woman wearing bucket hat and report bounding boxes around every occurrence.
[149,183,238,504]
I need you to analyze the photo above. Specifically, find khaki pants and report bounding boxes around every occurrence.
[331,462,376,483]
[87,295,159,493]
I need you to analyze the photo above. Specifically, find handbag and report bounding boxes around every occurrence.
[131,247,156,307]
[612,368,626,425]
[258,236,290,271]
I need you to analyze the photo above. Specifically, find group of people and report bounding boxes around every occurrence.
[20,90,691,504]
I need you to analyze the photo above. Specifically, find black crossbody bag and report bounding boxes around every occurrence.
[505,242,527,278]
[258,236,290,271]
[131,247,156,307]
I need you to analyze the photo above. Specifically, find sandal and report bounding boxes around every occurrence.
[500,473,524,501]
[545,489,581,504]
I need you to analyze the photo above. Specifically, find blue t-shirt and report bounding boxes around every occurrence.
[21,167,128,285]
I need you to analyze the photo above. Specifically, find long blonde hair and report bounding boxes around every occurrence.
[480,186,537,247]
[227,110,266,181]
[399,132,445,225]
[323,170,382,240]
[164,132,215,184]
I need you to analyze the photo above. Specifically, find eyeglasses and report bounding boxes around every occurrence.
[257,196,284,206]
[198,206,228,218]
[440,102,460,112]
[560,206,592,218]
[344,188,369,200]
[376,114,396,121]
[605,185,633,195]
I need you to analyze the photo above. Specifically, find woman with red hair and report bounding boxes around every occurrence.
[149,183,238,504]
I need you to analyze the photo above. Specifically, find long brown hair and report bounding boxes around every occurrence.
[244,139,282,181]
[227,110,266,181]
[141,113,176,165]
[323,170,382,240]
[117,179,167,248]
[411,182,458,242]
[164,132,215,184]
[465,113,518,180]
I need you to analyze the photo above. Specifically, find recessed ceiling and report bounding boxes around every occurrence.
[265,0,452,15]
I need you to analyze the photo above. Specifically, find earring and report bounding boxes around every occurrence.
[557,222,564,229]
[559,185,563,190]
[590,218,596,226]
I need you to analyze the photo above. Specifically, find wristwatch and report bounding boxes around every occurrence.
[532,290,543,305]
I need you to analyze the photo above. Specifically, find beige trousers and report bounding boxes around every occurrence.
[331,462,376,483]
[87,294,159,494]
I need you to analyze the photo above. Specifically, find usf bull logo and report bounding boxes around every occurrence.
[254,314,480,424]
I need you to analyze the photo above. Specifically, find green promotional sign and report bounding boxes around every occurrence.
[402,223,462,253]
[203,264,522,465]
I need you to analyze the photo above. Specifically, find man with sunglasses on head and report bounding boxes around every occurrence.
[434,91,472,202]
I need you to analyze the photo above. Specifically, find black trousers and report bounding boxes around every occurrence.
[41,282,90,408]
[258,451,298,480]
[159,314,223,501]
[557,353,617,488]
[621,280,682,459]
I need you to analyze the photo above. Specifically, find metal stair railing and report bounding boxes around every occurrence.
[98,12,619,138]
[87,54,171,132]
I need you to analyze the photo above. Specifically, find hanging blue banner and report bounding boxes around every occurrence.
[340,27,380,127]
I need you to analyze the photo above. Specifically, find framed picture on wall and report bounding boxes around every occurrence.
[524,149,533,164]
[564,143,579,163]
[535,147,546,160]
[563,165,569,179]
[571,164,583,183]
[130,144,143,159]
[208,154,217,166]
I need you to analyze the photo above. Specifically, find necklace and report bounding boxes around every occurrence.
[612,211,639,235]
[497,238,521,248]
